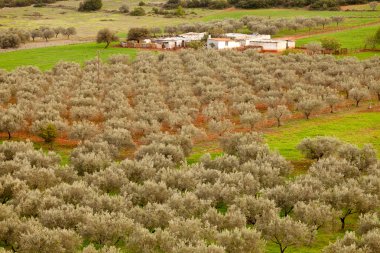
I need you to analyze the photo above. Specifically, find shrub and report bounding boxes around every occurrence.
[186,40,205,49]
[321,38,341,51]
[78,0,102,11]
[130,7,146,16]
[37,123,58,149]
[119,4,129,13]
[0,33,21,49]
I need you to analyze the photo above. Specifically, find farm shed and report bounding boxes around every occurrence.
[248,39,295,52]
[207,38,241,49]
[153,37,185,49]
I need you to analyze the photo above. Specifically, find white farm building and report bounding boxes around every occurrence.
[206,33,295,52]
[206,38,241,50]
[248,39,295,52]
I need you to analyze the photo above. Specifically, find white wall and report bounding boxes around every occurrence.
[207,39,241,49]
[249,40,289,51]
[287,41,296,49]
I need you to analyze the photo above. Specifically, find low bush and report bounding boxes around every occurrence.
[130,6,146,16]
[78,0,102,11]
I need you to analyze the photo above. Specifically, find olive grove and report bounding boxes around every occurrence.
[0,50,380,252]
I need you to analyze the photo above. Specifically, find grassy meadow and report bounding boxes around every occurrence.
[0,42,138,70]
[297,24,380,49]
[186,107,380,165]
[296,24,380,59]
[0,0,380,38]
[265,111,380,160]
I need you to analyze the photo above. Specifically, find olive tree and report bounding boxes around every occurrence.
[297,98,323,120]
[369,80,380,101]
[323,179,378,230]
[240,110,262,130]
[369,1,378,11]
[325,94,341,113]
[42,28,55,42]
[267,105,291,127]
[0,106,25,140]
[62,27,77,39]
[297,136,342,160]
[349,88,370,107]
[258,216,314,253]
[293,201,338,231]
[96,29,119,49]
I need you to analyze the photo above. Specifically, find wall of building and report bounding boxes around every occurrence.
[207,40,241,49]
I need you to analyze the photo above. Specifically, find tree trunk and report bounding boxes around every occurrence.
[7,130,11,140]
[105,42,110,48]
[330,105,334,113]
[340,217,346,230]
[277,118,281,127]
[305,113,310,120]
[356,100,360,107]
[280,245,288,253]
[377,93,380,101]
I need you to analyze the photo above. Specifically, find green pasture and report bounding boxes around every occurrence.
[186,109,380,165]
[202,8,380,21]
[344,51,380,59]
[265,111,380,160]
[296,24,380,49]
[0,42,138,71]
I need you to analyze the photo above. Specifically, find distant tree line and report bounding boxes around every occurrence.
[0,26,77,49]
[165,0,369,10]
[125,16,344,41]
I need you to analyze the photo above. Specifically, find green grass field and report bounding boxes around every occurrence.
[186,109,380,164]
[265,111,380,160]
[296,24,380,59]
[297,24,380,49]
[0,42,138,71]
[201,8,380,20]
